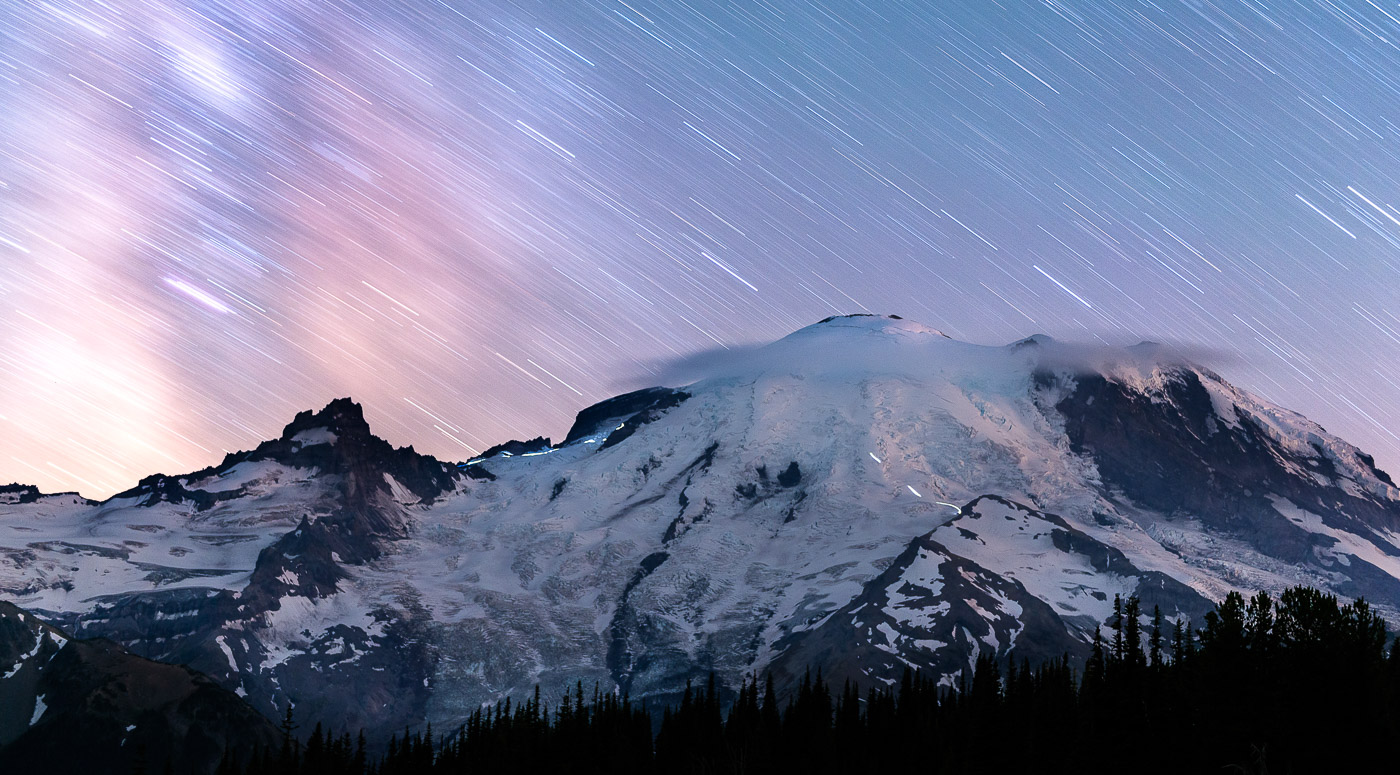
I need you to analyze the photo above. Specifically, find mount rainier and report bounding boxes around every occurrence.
[3,314,1398,737]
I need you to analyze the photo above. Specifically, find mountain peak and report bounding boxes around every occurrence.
[801,313,950,340]
[278,397,372,445]
[1011,333,1056,348]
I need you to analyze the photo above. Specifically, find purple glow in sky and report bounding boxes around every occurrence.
[2,1,1399,498]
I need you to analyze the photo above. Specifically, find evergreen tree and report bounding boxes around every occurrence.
[1201,592,1247,656]
[1149,605,1164,668]
[278,705,299,775]
[353,731,367,775]
[1110,594,1125,667]
[1084,627,1107,692]
[1245,591,1276,655]
[1170,617,1186,665]
[129,743,148,775]
[1123,595,1145,673]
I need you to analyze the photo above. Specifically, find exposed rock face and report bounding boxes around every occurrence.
[478,437,552,460]
[0,485,43,506]
[2,315,1399,740]
[767,495,1213,694]
[1052,368,1400,606]
[0,600,280,774]
[0,483,91,507]
[561,386,691,446]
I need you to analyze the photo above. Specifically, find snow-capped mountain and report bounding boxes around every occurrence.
[2,314,1398,736]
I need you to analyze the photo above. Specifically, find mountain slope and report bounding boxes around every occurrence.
[0,600,280,774]
[2,314,1398,736]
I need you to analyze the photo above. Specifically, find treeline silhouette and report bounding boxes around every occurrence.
[214,585,1400,775]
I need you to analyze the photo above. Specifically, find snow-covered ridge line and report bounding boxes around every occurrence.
[1,313,1398,740]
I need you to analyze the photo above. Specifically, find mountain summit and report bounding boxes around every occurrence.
[2,314,1398,736]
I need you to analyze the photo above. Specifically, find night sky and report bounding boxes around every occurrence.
[3,1,1400,499]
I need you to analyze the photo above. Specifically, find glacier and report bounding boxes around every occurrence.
[2,314,1398,736]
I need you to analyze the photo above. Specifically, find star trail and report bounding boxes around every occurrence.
[3,1,1400,498]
